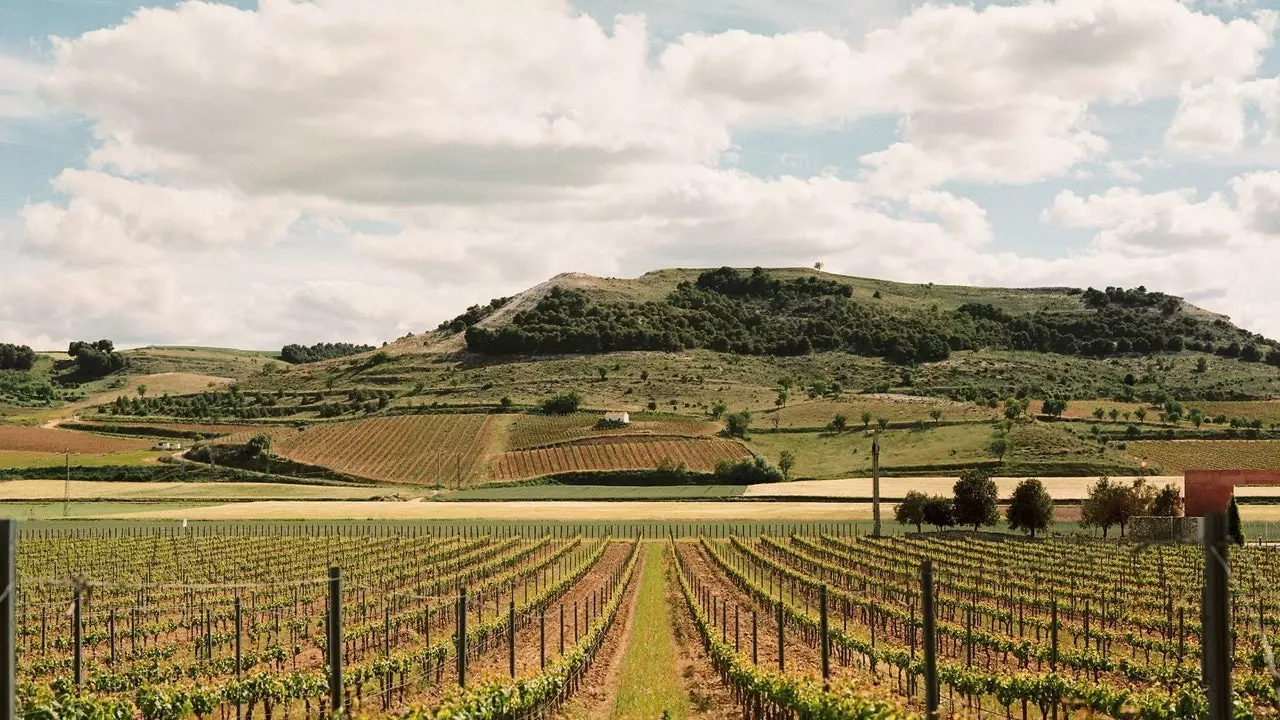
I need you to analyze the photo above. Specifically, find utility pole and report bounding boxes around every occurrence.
[871,436,881,538]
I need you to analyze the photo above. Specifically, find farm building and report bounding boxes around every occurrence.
[603,411,630,425]
[153,441,183,451]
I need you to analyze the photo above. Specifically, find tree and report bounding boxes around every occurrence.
[830,414,848,433]
[775,390,789,408]
[540,392,582,414]
[876,417,889,431]
[813,262,824,271]
[861,412,873,429]
[929,408,943,423]
[1109,408,1120,423]
[1117,478,1155,536]
[778,377,794,391]
[1041,398,1067,418]
[137,384,148,399]
[1006,478,1053,538]
[778,450,795,481]
[597,366,609,381]
[894,490,928,532]
[1081,476,1121,537]
[1135,407,1148,423]
[246,433,272,457]
[989,435,1009,461]
[1004,400,1023,421]
[953,470,999,531]
[499,396,514,409]
[1228,495,1245,545]
[1150,483,1184,517]
[725,411,751,438]
[1196,356,1209,373]
[922,496,956,531]
[710,401,728,420]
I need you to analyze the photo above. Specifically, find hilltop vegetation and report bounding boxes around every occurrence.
[465,267,1275,366]
[280,342,375,364]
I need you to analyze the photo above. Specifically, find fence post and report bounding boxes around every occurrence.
[921,560,939,720]
[752,611,758,665]
[540,609,546,670]
[1203,511,1231,720]
[509,600,516,678]
[234,597,242,677]
[0,519,14,720]
[457,587,468,688]
[1050,597,1059,672]
[328,567,343,718]
[560,603,565,655]
[776,601,785,671]
[820,585,830,688]
[73,588,83,687]
[109,608,116,666]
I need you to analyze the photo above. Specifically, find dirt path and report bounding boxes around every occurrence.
[556,545,647,719]
[665,543,743,719]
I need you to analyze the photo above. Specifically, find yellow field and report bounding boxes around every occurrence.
[0,480,400,501]
[1197,401,1280,424]
[1128,440,1280,472]
[767,396,995,429]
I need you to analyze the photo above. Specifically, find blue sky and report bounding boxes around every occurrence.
[2,0,1280,348]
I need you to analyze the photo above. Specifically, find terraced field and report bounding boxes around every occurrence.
[766,395,996,429]
[1127,439,1280,472]
[272,414,505,484]
[506,412,718,450]
[490,436,752,481]
[0,425,152,454]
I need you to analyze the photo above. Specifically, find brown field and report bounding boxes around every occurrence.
[506,413,719,450]
[272,414,504,484]
[767,395,996,429]
[0,480,398,501]
[114,372,235,396]
[490,436,753,482]
[0,425,152,453]
[1032,399,1151,421]
[1127,440,1280,472]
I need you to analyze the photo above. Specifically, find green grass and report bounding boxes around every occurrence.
[0,450,164,469]
[747,424,996,479]
[611,543,691,719]
[442,485,747,501]
[0,502,217,519]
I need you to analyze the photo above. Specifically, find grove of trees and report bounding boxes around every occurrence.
[68,339,125,377]
[280,342,375,364]
[0,343,36,371]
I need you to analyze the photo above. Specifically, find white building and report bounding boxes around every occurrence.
[603,411,631,425]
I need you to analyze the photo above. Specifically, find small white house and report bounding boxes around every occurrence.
[603,411,631,425]
[153,441,184,451]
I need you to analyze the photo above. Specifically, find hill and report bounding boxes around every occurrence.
[4,267,1280,487]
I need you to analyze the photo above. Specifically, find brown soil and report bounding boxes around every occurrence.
[665,544,747,719]
[555,547,646,719]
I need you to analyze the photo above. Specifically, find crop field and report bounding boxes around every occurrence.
[489,436,752,482]
[1198,401,1280,424]
[748,424,994,479]
[0,425,153,454]
[767,395,996,429]
[505,413,718,450]
[0,449,163,469]
[11,524,1278,720]
[1127,440,1280,472]
[272,414,503,484]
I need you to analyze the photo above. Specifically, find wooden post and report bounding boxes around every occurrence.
[234,598,242,677]
[508,600,516,678]
[540,609,546,670]
[921,561,939,719]
[457,587,468,687]
[328,567,343,718]
[777,602,785,671]
[819,585,830,687]
[752,611,758,665]
[73,589,83,687]
[1203,512,1231,720]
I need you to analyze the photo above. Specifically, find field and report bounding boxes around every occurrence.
[1127,439,1280,472]
[767,395,996,429]
[506,412,718,450]
[742,475,1181,500]
[747,424,995,479]
[0,479,406,501]
[0,449,163,468]
[0,425,153,454]
[271,414,506,485]
[489,437,753,482]
[10,523,1279,720]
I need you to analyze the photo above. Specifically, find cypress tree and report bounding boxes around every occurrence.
[1228,494,1245,546]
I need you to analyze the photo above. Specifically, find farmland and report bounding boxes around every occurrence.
[505,412,718,450]
[9,523,1279,720]
[272,414,506,485]
[490,436,753,482]
[767,395,996,429]
[0,425,153,453]
[1128,439,1280,472]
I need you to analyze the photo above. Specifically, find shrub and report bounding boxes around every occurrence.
[713,456,783,484]
[540,392,582,415]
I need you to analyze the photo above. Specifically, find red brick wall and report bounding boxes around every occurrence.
[1184,470,1280,516]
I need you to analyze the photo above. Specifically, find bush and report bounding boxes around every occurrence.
[713,456,783,484]
[724,411,751,438]
[540,392,582,414]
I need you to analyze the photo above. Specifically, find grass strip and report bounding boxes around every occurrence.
[611,543,692,719]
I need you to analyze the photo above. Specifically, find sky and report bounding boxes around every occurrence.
[2,0,1280,350]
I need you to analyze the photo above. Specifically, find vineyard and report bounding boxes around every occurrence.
[489,436,753,482]
[15,525,640,719]
[1129,440,1280,472]
[8,523,1279,720]
[271,415,503,484]
[505,413,718,451]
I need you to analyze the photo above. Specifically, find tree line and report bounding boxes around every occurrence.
[0,343,36,371]
[437,296,510,334]
[895,471,1193,540]
[280,342,376,364]
[464,267,1273,365]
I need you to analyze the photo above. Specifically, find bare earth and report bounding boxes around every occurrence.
[0,480,399,501]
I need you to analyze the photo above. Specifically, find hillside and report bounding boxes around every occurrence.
[4,267,1280,487]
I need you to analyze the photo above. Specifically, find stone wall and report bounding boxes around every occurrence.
[1129,516,1202,543]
